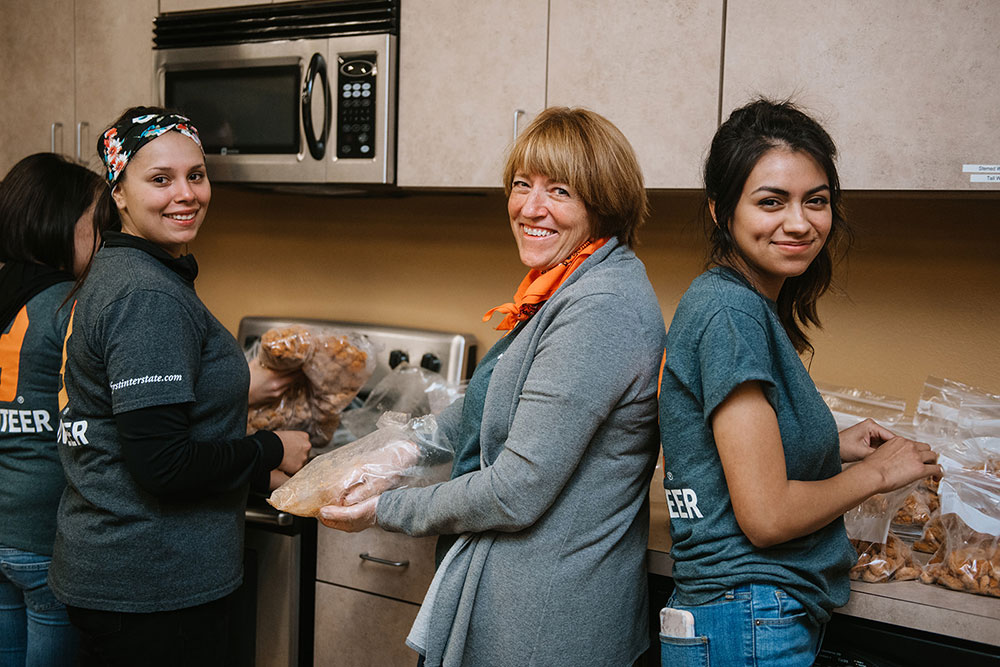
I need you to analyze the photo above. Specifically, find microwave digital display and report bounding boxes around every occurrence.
[165,66,300,155]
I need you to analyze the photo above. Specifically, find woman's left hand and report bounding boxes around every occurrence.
[248,357,300,406]
[319,496,379,532]
[839,418,897,462]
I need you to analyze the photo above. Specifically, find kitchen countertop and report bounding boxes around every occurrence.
[645,465,1000,648]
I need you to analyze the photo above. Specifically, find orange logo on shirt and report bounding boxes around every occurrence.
[58,302,76,411]
[0,307,30,402]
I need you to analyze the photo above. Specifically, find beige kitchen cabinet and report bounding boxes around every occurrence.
[76,0,159,172]
[395,0,548,187]
[314,581,421,667]
[0,0,157,176]
[722,0,1000,190]
[314,525,436,666]
[0,0,75,175]
[546,0,723,188]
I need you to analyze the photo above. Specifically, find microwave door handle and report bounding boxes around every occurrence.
[302,52,331,160]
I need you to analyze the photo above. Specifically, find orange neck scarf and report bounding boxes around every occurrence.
[483,238,609,331]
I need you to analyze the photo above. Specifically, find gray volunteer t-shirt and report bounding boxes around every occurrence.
[0,283,73,556]
[659,267,856,624]
[50,246,251,613]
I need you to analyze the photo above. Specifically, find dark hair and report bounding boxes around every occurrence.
[93,105,178,235]
[703,98,852,354]
[0,153,104,273]
[503,107,648,247]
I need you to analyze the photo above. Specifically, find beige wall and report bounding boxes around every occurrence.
[191,186,1000,411]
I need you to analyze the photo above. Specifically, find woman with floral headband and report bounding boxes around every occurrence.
[48,106,311,666]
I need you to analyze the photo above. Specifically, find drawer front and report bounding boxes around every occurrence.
[314,581,421,667]
[316,525,436,604]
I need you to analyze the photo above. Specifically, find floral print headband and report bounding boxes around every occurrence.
[98,112,203,186]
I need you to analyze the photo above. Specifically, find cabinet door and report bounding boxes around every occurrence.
[316,524,436,605]
[395,0,548,187]
[723,0,1000,190]
[75,0,159,174]
[547,0,724,188]
[314,581,421,667]
[0,0,75,174]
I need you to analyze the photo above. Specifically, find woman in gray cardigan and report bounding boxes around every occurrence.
[320,107,666,667]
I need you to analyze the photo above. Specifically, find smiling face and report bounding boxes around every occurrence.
[508,172,593,271]
[723,148,832,300]
[111,131,210,257]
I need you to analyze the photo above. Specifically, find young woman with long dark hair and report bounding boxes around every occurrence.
[657,99,941,666]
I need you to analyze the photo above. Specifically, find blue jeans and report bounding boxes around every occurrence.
[0,546,78,667]
[659,584,823,667]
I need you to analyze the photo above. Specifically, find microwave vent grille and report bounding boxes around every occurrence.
[154,0,399,49]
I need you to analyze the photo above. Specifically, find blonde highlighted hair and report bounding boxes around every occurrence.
[503,107,647,248]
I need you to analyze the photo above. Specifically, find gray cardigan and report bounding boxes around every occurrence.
[377,239,666,667]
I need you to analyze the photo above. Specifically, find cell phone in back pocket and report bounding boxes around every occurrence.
[659,607,695,638]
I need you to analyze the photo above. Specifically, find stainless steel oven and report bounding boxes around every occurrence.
[152,1,398,188]
[234,317,476,667]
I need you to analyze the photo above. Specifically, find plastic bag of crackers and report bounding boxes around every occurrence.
[268,411,451,517]
[919,469,1000,598]
[247,324,376,446]
[845,481,924,583]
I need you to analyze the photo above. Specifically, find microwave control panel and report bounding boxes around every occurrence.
[336,53,377,160]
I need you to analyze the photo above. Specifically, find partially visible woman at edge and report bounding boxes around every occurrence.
[49,106,311,667]
[0,153,105,667]
[320,107,667,666]
[657,99,941,666]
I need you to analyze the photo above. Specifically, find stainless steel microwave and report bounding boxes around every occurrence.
[152,1,397,187]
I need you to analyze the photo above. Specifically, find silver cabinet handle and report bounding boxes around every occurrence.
[359,552,409,567]
[50,122,64,153]
[513,109,525,139]
[76,121,89,163]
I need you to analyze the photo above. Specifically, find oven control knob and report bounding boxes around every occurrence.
[420,353,442,373]
[389,349,409,369]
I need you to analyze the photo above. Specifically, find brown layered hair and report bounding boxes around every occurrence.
[503,107,647,248]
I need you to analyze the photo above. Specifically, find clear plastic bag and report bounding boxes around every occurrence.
[267,412,452,517]
[914,376,1000,446]
[850,532,922,583]
[891,476,941,540]
[816,382,907,432]
[246,324,376,446]
[845,480,917,544]
[341,362,463,439]
[918,469,1000,598]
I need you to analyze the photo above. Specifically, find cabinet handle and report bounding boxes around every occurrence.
[359,552,409,568]
[76,121,89,163]
[50,122,64,153]
[513,109,525,139]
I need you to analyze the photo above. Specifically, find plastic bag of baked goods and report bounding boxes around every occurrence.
[267,411,451,517]
[246,324,376,446]
[816,382,907,432]
[919,469,1000,598]
[845,481,923,582]
[850,532,922,583]
[845,481,916,544]
[341,362,463,439]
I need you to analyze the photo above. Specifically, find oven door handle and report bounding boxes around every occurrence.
[359,552,409,568]
[245,506,294,527]
[302,52,331,160]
